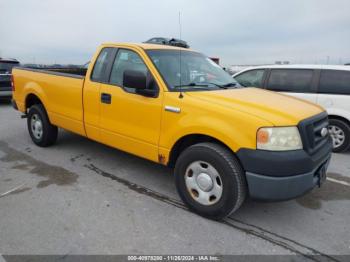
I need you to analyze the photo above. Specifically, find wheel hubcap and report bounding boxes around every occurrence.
[328,125,345,148]
[31,114,43,140]
[196,173,213,192]
[185,161,223,206]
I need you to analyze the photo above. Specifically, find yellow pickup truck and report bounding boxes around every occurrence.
[12,43,332,219]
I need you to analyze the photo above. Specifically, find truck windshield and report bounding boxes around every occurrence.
[147,50,238,91]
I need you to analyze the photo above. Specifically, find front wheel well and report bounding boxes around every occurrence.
[168,134,234,168]
[25,94,43,112]
[328,115,350,127]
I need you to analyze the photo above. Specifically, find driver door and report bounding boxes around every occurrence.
[99,48,163,162]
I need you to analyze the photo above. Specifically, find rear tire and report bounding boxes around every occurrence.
[329,119,350,153]
[175,142,247,220]
[27,104,58,147]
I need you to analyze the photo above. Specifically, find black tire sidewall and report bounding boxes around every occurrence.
[329,119,350,153]
[175,144,244,220]
[27,104,56,147]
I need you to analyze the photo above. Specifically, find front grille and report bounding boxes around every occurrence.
[298,112,330,155]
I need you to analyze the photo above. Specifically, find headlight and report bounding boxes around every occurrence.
[257,127,303,151]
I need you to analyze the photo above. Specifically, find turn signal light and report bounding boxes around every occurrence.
[257,129,269,144]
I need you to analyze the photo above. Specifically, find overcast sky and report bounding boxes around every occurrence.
[1,0,349,66]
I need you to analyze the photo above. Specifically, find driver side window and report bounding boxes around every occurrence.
[235,69,265,87]
[109,49,155,93]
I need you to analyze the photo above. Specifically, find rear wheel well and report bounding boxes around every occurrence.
[328,115,350,127]
[25,94,43,112]
[168,134,234,168]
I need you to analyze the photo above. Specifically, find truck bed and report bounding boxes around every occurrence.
[12,67,86,136]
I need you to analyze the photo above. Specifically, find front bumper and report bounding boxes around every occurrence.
[236,138,332,201]
[245,158,330,201]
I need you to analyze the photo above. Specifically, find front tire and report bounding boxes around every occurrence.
[175,142,247,220]
[328,119,350,153]
[27,104,58,147]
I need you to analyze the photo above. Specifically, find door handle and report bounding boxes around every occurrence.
[101,93,112,104]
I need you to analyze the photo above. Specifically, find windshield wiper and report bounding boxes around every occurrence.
[221,82,237,88]
[174,82,210,88]
[197,82,238,89]
[176,82,227,89]
[203,82,228,89]
[174,82,237,90]
[174,83,213,90]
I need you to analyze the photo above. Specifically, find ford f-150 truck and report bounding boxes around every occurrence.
[12,43,332,220]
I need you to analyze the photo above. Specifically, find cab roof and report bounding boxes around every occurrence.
[102,42,193,51]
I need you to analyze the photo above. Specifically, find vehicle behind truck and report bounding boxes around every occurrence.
[0,58,20,99]
[233,65,350,153]
[12,43,332,220]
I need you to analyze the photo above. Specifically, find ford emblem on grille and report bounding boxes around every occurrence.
[320,127,328,137]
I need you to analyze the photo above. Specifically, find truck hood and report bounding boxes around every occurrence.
[186,88,324,125]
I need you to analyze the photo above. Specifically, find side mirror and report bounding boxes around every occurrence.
[123,69,158,98]
[123,69,147,90]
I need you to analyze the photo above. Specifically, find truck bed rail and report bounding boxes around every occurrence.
[15,67,85,79]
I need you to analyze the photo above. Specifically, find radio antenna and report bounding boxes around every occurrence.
[178,11,183,98]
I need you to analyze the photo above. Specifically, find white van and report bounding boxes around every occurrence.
[233,65,350,152]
